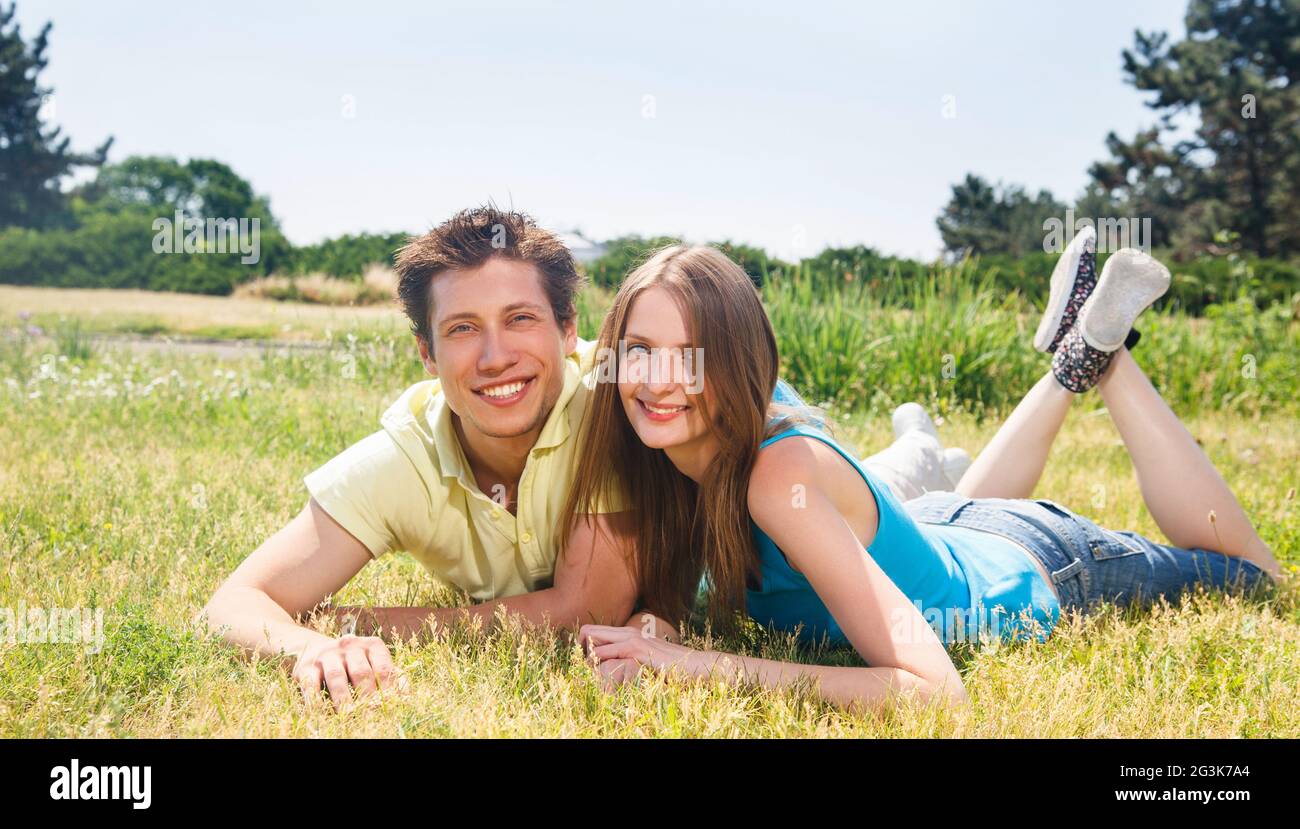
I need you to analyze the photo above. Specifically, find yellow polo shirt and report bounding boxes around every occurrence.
[304,338,616,600]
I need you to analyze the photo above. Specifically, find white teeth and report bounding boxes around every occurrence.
[481,381,525,398]
[644,402,685,415]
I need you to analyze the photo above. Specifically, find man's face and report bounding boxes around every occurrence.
[419,258,576,441]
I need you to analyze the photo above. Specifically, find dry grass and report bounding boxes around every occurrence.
[233,265,398,307]
[0,281,406,342]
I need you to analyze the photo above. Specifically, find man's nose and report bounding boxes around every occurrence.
[477,327,517,373]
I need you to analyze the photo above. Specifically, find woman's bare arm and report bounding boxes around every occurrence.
[583,437,967,711]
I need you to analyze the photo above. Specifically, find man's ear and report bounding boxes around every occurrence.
[415,335,439,378]
[563,317,577,355]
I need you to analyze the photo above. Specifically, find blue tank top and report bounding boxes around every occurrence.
[745,411,1060,647]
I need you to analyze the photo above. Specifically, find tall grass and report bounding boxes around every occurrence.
[761,267,1299,417]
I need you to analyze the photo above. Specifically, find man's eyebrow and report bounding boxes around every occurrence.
[436,302,548,326]
[502,302,548,315]
[436,310,480,326]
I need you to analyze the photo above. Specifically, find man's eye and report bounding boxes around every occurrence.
[448,324,472,335]
[510,314,534,324]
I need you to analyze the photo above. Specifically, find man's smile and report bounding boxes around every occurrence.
[474,376,536,406]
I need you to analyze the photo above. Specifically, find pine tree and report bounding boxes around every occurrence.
[1108,0,1300,257]
[0,1,112,229]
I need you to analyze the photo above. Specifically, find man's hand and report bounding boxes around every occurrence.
[200,498,413,711]
[292,634,407,711]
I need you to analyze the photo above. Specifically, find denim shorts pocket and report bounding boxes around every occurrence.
[1087,529,1146,561]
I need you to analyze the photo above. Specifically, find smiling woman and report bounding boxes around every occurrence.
[563,245,785,626]
[566,243,1283,714]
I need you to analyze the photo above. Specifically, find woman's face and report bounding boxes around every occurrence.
[618,286,712,451]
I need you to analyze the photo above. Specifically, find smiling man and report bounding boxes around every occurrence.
[199,206,636,708]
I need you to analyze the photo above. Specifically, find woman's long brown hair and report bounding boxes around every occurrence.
[562,245,806,629]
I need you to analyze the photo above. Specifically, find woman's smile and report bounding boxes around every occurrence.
[636,398,690,422]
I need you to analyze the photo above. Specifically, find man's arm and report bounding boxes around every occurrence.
[343,510,639,640]
[197,497,399,708]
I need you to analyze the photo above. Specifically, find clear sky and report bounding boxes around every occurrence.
[24,0,1189,261]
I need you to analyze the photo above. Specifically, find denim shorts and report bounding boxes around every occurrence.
[903,490,1272,615]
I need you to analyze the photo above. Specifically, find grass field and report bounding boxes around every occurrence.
[1,287,1297,737]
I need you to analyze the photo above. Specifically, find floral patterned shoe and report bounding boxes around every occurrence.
[1034,225,1097,353]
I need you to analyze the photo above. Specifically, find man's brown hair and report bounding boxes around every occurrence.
[395,205,584,344]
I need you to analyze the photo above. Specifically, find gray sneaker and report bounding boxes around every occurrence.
[1077,248,1170,352]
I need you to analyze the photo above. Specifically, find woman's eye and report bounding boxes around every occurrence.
[623,344,652,382]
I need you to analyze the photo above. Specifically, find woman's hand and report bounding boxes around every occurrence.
[580,624,721,686]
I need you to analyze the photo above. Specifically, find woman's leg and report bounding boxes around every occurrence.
[956,372,1075,499]
[954,228,1096,499]
[1096,349,1281,578]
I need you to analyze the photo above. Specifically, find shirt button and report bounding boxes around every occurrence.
[520,531,533,544]
[491,509,502,520]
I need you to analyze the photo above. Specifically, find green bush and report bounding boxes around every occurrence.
[6,211,1298,316]
[584,241,1297,319]
[284,231,409,278]
[0,209,291,294]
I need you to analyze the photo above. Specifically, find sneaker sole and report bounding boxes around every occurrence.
[1033,225,1096,353]
[1079,249,1171,352]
